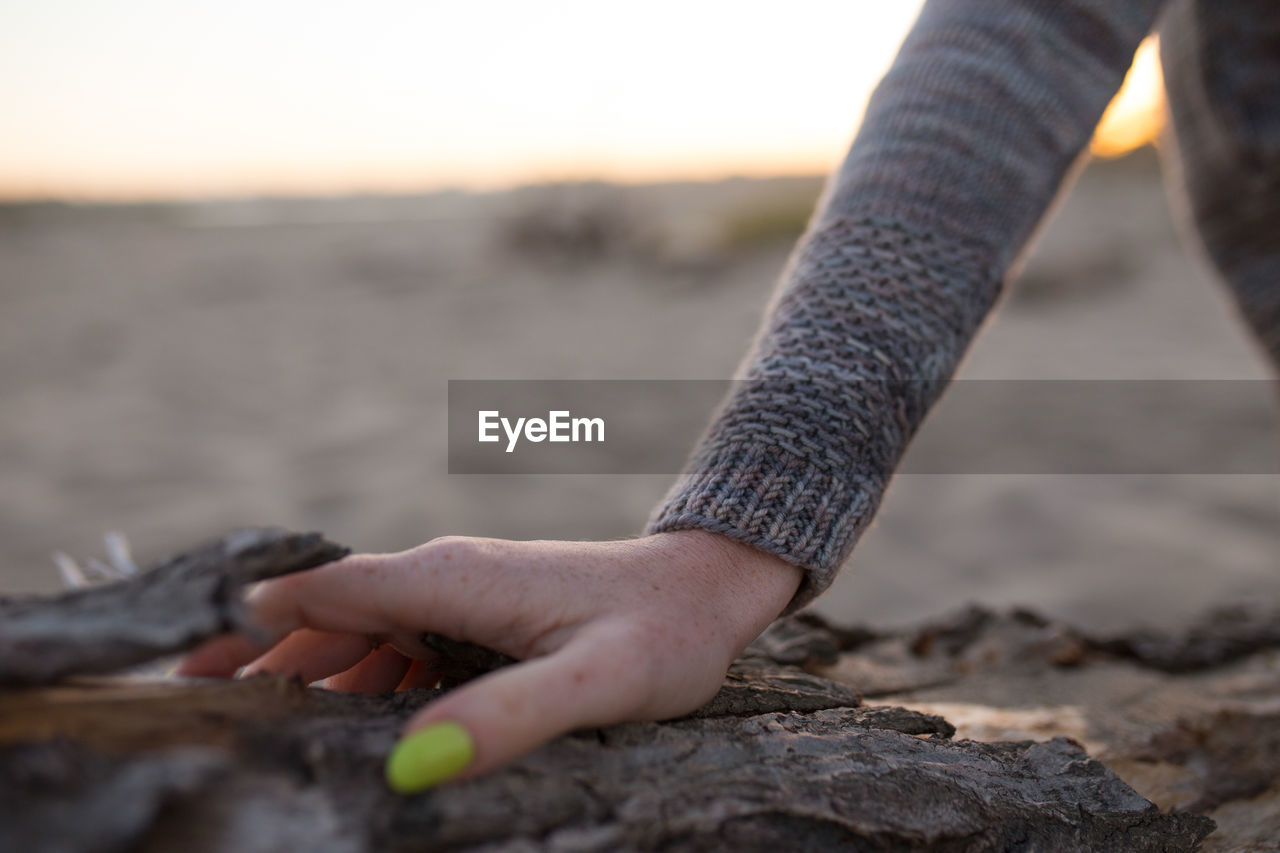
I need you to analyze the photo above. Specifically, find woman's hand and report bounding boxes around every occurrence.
[176,530,802,793]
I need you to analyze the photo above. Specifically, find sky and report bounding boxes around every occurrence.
[0,1,1161,201]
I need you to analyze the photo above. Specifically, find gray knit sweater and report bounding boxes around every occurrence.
[646,0,1280,612]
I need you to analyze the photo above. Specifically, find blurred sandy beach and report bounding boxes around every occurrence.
[1,149,1275,630]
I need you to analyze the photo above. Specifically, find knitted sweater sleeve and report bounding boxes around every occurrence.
[646,0,1168,612]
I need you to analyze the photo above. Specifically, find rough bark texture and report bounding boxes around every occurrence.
[0,674,1210,853]
[0,528,349,686]
[807,607,1280,851]
[8,529,1275,851]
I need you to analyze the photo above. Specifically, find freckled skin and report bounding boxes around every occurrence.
[178,530,801,787]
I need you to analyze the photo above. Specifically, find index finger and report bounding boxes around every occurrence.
[177,548,451,676]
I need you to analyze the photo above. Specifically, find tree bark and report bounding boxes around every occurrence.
[2,530,1254,851]
[0,528,348,686]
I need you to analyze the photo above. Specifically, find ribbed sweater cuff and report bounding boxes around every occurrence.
[645,441,881,614]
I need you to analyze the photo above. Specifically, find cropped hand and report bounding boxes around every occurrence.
[177,530,802,793]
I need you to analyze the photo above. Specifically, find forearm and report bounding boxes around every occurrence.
[648,0,1167,611]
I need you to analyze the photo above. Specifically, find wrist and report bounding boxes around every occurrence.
[648,529,803,650]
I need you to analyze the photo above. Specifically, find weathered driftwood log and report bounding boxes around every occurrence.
[806,606,1280,850]
[0,672,1210,853]
[0,530,1233,851]
[0,528,349,686]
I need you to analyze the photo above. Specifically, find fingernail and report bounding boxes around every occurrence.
[385,722,475,793]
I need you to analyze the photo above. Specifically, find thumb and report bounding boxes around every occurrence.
[383,628,655,794]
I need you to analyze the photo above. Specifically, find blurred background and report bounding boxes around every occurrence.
[1,1,1275,630]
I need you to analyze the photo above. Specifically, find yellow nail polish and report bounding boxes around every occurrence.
[385,722,475,794]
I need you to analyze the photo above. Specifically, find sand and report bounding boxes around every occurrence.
[0,149,1275,632]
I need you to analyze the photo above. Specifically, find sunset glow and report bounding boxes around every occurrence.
[1092,37,1165,159]
[1,3,1164,201]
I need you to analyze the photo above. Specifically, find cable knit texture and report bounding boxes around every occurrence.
[648,0,1278,612]
[1161,0,1280,364]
